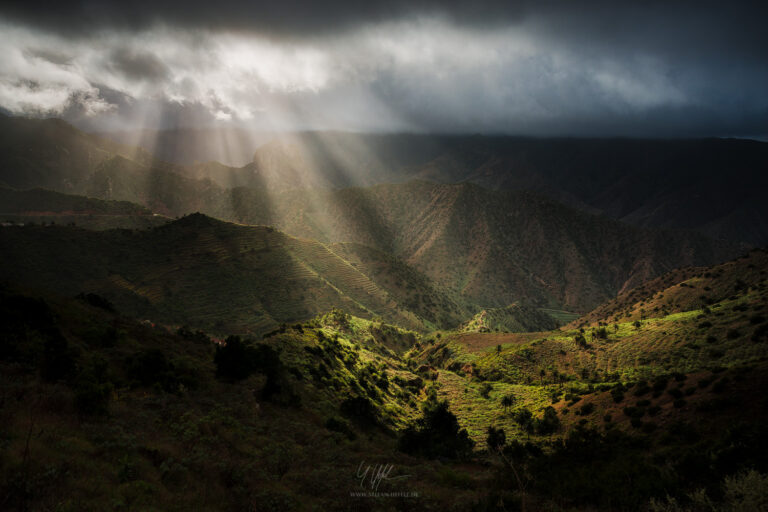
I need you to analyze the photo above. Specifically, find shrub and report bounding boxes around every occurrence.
[74,378,112,416]
[537,406,561,435]
[486,426,506,451]
[214,336,253,380]
[325,417,356,440]
[126,349,180,391]
[398,399,474,459]
[340,396,379,427]
[652,377,668,394]
[712,378,729,393]
[76,292,115,312]
[73,359,113,416]
[40,332,76,382]
[634,381,651,396]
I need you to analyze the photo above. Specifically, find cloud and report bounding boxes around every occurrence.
[109,48,170,83]
[0,3,765,137]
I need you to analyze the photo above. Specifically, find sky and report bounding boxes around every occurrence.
[0,1,766,137]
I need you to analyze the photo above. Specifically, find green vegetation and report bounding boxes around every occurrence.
[0,116,766,510]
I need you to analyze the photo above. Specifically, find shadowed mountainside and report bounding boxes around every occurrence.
[265,181,743,313]
[0,214,477,333]
[4,118,766,245]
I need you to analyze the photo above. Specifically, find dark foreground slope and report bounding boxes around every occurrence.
[2,250,768,511]
[0,287,476,511]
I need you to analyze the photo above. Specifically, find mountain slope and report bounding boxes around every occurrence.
[409,249,768,446]
[0,116,151,191]
[0,214,471,333]
[0,186,169,230]
[4,119,766,244]
[264,181,742,313]
[573,248,768,328]
[461,303,559,333]
[222,132,768,245]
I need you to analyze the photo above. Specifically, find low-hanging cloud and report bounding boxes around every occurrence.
[0,1,765,137]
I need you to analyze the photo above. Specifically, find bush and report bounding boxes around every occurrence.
[73,359,113,416]
[398,399,474,459]
[76,292,115,312]
[40,332,76,382]
[74,378,112,416]
[712,378,729,393]
[634,381,651,396]
[537,406,561,435]
[126,349,181,391]
[214,337,293,402]
[340,396,379,427]
[325,417,356,440]
[486,426,506,451]
[214,336,253,380]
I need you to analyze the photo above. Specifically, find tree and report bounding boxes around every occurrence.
[487,426,506,452]
[536,406,560,435]
[514,408,535,439]
[480,382,493,399]
[501,394,516,412]
[398,399,474,459]
[214,336,252,380]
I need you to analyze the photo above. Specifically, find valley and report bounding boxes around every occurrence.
[0,116,766,511]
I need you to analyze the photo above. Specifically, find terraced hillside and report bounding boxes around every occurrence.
[409,249,768,445]
[0,214,478,333]
[461,303,560,333]
[328,242,475,328]
[266,181,742,313]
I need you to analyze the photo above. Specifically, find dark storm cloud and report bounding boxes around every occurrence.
[1,0,766,50]
[0,0,529,35]
[0,0,765,137]
[109,48,170,82]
